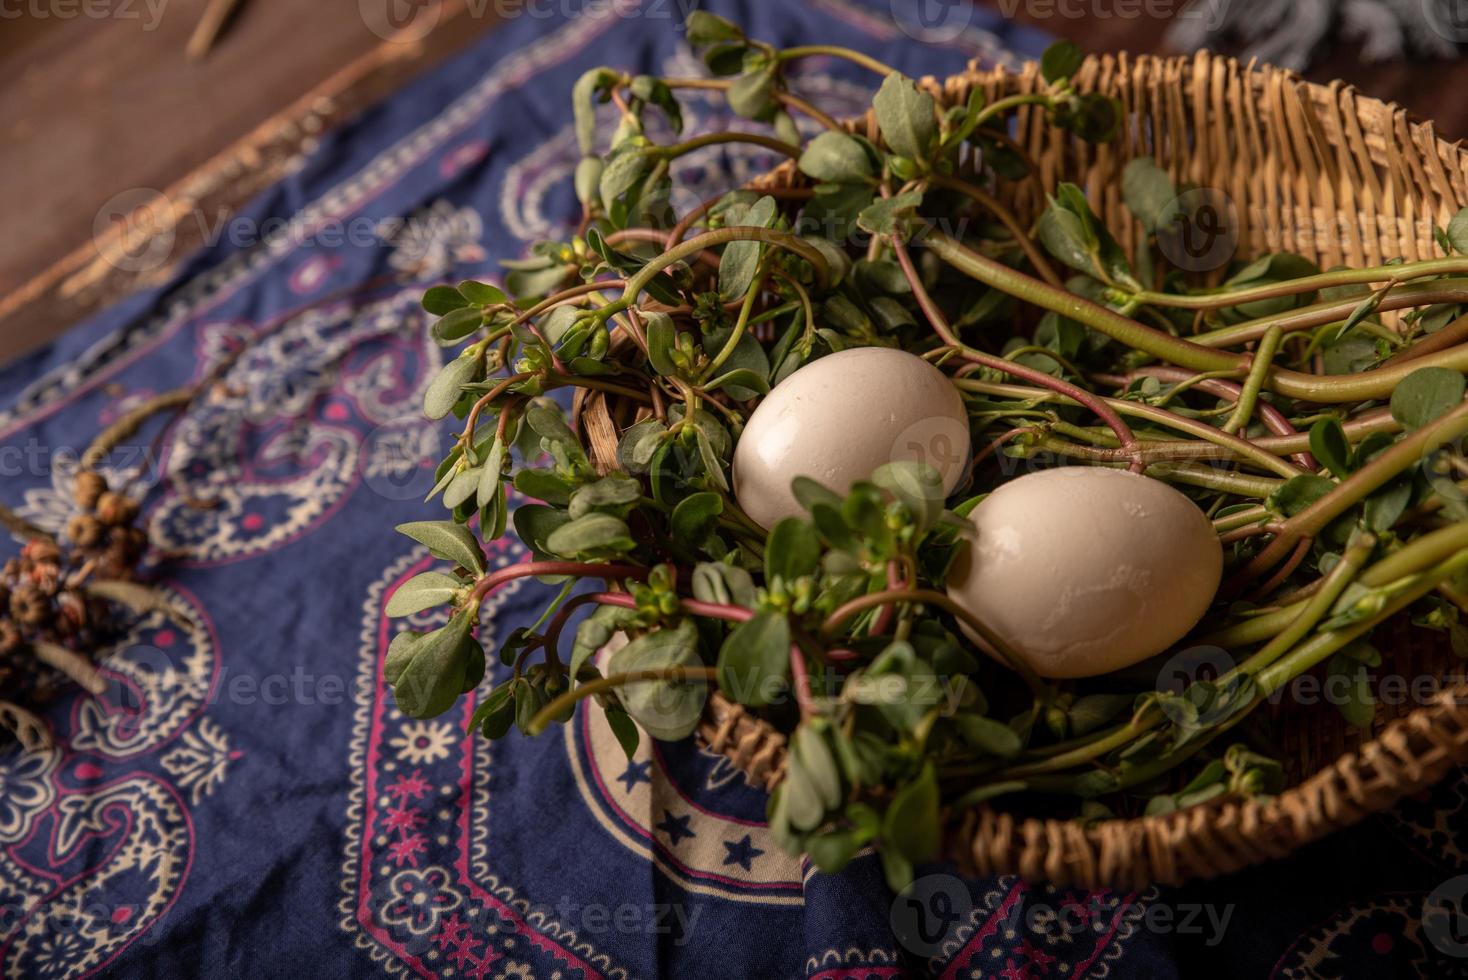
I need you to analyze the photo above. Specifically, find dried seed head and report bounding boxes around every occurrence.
[95,492,139,528]
[21,540,61,565]
[0,620,20,655]
[73,471,109,511]
[10,585,51,627]
[66,514,106,549]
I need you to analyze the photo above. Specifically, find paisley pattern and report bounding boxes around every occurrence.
[0,589,220,977]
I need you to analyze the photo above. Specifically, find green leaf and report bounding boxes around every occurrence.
[599,147,652,208]
[609,620,706,740]
[872,73,936,162]
[385,571,464,618]
[793,724,843,809]
[671,492,723,546]
[855,190,923,237]
[1328,654,1376,730]
[628,74,684,135]
[643,312,681,378]
[1363,480,1412,532]
[727,64,777,119]
[871,461,945,533]
[395,521,486,575]
[705,367,770,397]
[424,356,480,420]
[798,131,874,183]
[717,610,790,707]
[941,88,986,148]
[1390,366,1465,430]
[431,306,484,345]
[953,715,1022,757]
[457,280,505,307]
[443,466,480,510]
[691,561,758,609]
[1449,207,1468,255]
[1268,475,1335,517]
[719,195,778,301]
[1040,40,1083,83]
[805,829,862,873]
[569,473,642,519]
[882,762,940,862]
[618,418,668,473]
[605,705,641,759]
[391,612,474,719]
[1037,206,1094,274]
[1121,157,1174,233]
[1308,419,1352,480]
[574,156,603,206]
[513,504,572,554]
[514,468,575,506]
[476,437,507,508]
[470,682,517,738]
[545,513,636,557]
[385,630,426,687]
[572,68,615,154]
[423,285,469,316]
[684,10,744,44]
[765,517,821,583]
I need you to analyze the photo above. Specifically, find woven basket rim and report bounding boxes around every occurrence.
[575,49,1468,889]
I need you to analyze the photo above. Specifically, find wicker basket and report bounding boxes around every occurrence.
[575,50,1468,889]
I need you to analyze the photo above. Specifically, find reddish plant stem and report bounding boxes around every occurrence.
[469,562,649,604]
[890,234,1145,472]
[1104,366,1315,470]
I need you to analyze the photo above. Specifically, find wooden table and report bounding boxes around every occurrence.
[1,1,1462,362]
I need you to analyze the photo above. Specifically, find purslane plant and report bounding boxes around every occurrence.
[384,13,1468,889]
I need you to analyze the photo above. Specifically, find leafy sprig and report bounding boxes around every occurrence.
[384,18,1468,891]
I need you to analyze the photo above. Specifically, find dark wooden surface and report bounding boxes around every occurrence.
[0,2,1462,361]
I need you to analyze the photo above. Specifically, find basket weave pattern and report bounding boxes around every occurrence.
[577,51,1468,888]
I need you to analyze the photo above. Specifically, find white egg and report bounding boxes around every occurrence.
[945,467,1222,679]
[732,347,971,529]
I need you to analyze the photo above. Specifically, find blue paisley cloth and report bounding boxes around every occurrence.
[2,1,1467,977]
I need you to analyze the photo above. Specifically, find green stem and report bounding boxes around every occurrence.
[620,227,830,306]
[1256,549,1468,693]
[1192,279,1468,349]
[776,45,897,77]
[1247,402,1468,574]
[1205,521,1468,647]
[952,378,1304,478]
[659,131,800,160]
[1233,532,1375,676]
[1134,257,1468,311]
[1221,326,1281,435]
[704,259,769,380]
[971,93,1054,129]
[930,231,1468,403]
[525,666,718,735]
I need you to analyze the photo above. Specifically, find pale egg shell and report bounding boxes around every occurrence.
[732,347,970,529]
[945,467,1222,679]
